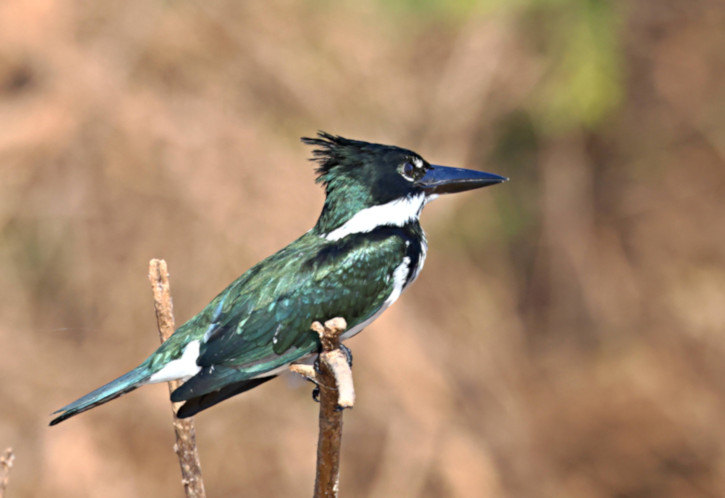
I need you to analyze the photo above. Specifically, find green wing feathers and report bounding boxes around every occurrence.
[170,231,408,402]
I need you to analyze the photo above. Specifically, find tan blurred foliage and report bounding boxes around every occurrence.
[1,0,725,496]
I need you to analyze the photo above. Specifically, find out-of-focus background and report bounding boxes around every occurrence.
[1,0,724,496]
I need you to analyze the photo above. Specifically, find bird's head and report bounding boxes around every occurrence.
[302,132,507,239]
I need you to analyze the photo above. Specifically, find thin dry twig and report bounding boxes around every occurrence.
[0,447,14,498]
[148,259,206,498]
[290,317,354,498]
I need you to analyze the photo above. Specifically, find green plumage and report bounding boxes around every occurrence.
[162,227,413,402]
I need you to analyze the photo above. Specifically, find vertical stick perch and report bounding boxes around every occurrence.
[0,447,14,498]
[148,259,206,498]
[290,317,355,498]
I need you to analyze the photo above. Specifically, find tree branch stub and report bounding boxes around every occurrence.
[291,317,355,498]
[0,447,14,498]
[148,259,206,498]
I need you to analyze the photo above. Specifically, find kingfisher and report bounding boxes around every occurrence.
[50,132,506,425]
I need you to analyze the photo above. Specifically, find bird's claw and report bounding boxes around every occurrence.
[340,343,353,367]
[310,343,351,404]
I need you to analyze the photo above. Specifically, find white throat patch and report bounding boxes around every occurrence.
[324,193,426,241]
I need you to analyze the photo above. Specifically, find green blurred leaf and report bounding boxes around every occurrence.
[533,0,623,132]
[374,0,482,20]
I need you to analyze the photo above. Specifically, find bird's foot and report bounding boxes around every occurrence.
[308,343,352,405]
[340,343,353,367]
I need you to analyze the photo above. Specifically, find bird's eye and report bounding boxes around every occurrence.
[400,157,426,181]
[403,161,415,178]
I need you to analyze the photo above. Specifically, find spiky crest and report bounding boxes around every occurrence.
[302,131,418,191]
[301,132,369,187]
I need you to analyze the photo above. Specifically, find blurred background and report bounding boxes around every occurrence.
[1,0,725,496]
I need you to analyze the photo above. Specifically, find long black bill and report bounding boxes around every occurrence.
[418,165,508,195]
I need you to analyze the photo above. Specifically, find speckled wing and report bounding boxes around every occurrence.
[169,230,409,402]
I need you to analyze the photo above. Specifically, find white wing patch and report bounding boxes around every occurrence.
[324,194,426,241]
[148,340,202,383]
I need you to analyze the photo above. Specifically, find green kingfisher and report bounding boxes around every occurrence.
[50,132,506,425]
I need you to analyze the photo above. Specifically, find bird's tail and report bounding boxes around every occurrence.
[49,367,151,425]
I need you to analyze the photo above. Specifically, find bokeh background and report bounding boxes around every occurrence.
[2,0,725,496]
